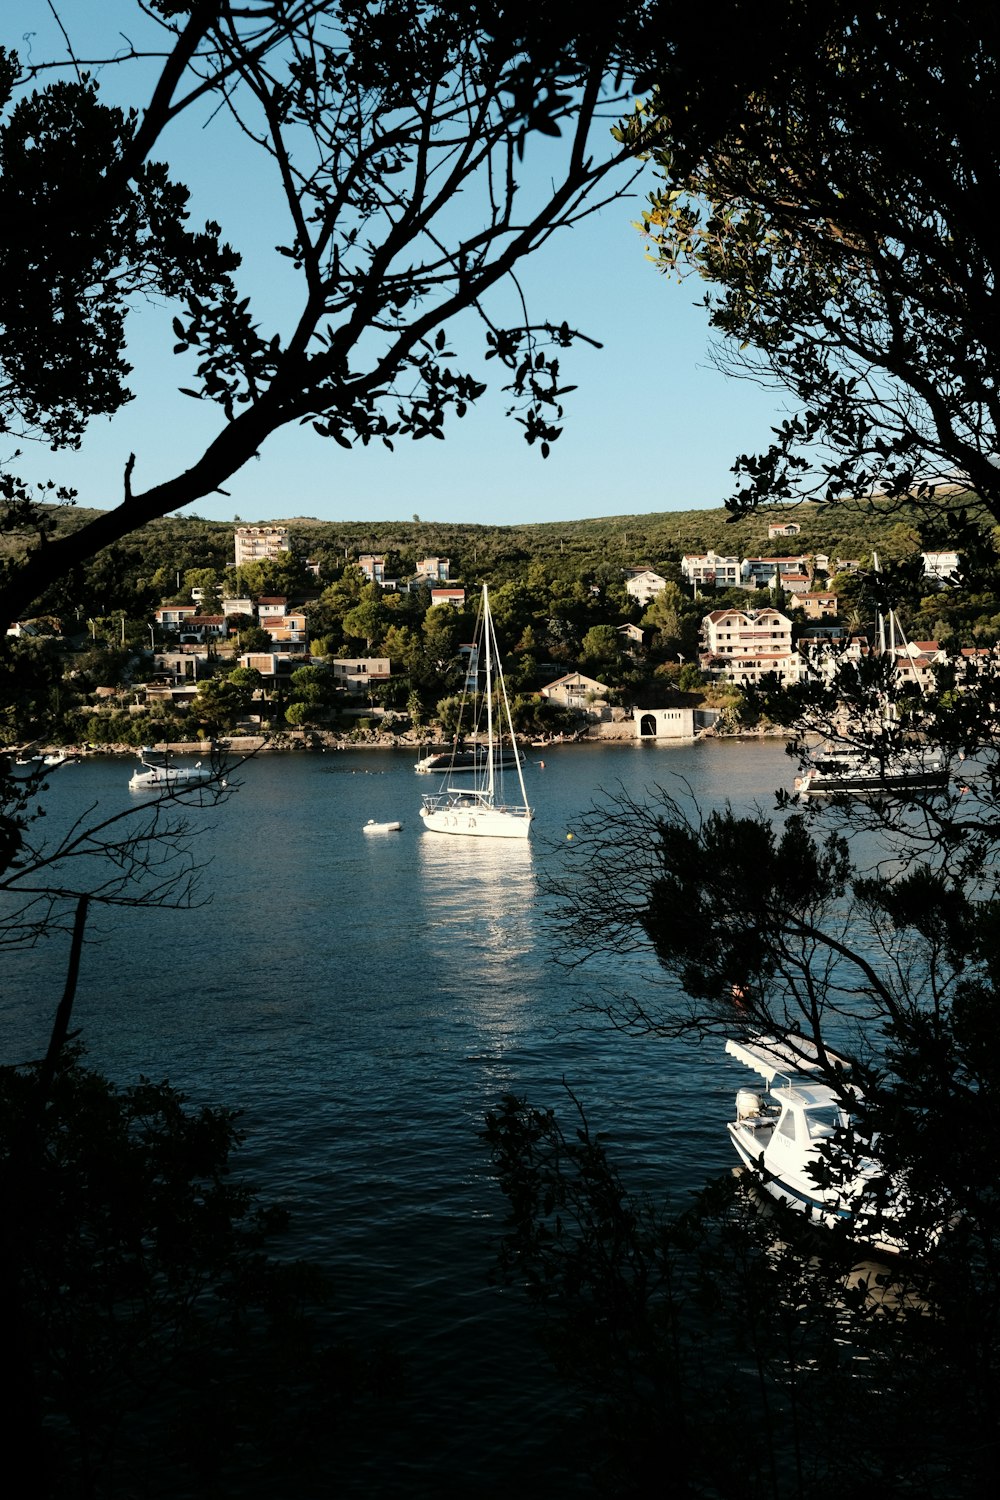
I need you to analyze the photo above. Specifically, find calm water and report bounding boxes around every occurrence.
[3,737,795,1494]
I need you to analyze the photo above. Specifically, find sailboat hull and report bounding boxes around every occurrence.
[419,801,532,839]
[795,751,947,794]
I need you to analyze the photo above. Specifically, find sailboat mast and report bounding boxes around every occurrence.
[489,591,531,812]
[483,584,496,800]
[873,551,887,655]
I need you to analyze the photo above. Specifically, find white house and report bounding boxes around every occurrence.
[221,597,254,618]
[680,552,741,589]
[767,522,802,538]
[624,569,667,605]
[177,614,228,644]
[256,595,288,619]
[154,603,199,631]
[921,551,960,586]
[330,657,392,694]
[539,671,610,718]
[740,555,812,589]
[702,608,793,658]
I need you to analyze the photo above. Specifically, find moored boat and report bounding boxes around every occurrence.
[794,553,948,797]
[414,744,525,774]
[794,743,947,794]
[725,1034,911,1255]
[419,584,533,840]
[129,752,223,792]
[363,818,402,833]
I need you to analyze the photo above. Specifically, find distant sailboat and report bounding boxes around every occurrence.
[795,554,947,795]
[419,584,534,839]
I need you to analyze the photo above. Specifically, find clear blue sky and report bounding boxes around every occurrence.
[4,2,786,529]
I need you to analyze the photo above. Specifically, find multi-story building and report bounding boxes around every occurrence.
[234,525,290,567]
[330,658,392,694]
[154,603,199,631]
[922,550,961,586]
[539,671,610,718]
[415,556,451,582]
[798,593,839,621]
[221,597,255,619]
[889,640,946,693]
[700,608,804,684]
[177,615,228,644]
[680,552,742,589]
[624,569,667,605]
[358,554,387,583]
[740,555,812,589]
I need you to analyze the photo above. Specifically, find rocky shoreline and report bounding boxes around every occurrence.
[19,722,792,760]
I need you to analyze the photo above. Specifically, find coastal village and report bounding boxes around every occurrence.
[6,8,1000,1498]
[2,511,983,754]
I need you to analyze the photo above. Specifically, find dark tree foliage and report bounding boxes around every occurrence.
[539,779,1000,1440]
[0,65,238,447]
[636,1,1000,521]
[0,1047,384,1498]
[485,1090,996,1498]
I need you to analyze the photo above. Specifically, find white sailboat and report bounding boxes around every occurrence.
[419,584,534,840]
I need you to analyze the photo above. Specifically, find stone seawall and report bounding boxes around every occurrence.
[582,721,637,742]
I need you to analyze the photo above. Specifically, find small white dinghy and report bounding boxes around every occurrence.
[363,818,402,833]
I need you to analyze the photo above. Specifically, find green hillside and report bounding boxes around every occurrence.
[23,492,977,583]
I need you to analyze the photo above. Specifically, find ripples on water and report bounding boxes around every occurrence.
[2,739,794,1494]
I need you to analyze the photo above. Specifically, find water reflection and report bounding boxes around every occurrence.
[417,835,535,959]
[415,835,540,1061]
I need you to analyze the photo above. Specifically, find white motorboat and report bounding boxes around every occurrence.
[363,818,402,833]
[725,1034,906,1255]
[419,584,533,840]
[129,755,222,792]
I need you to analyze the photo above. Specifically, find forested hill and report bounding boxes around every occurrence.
[18,493,981,604]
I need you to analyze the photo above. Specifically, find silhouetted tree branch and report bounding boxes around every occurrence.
[636,1,1000,521]
[1,1,667,626]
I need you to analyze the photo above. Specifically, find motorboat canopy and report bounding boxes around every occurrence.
[725,1034,854,1086]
